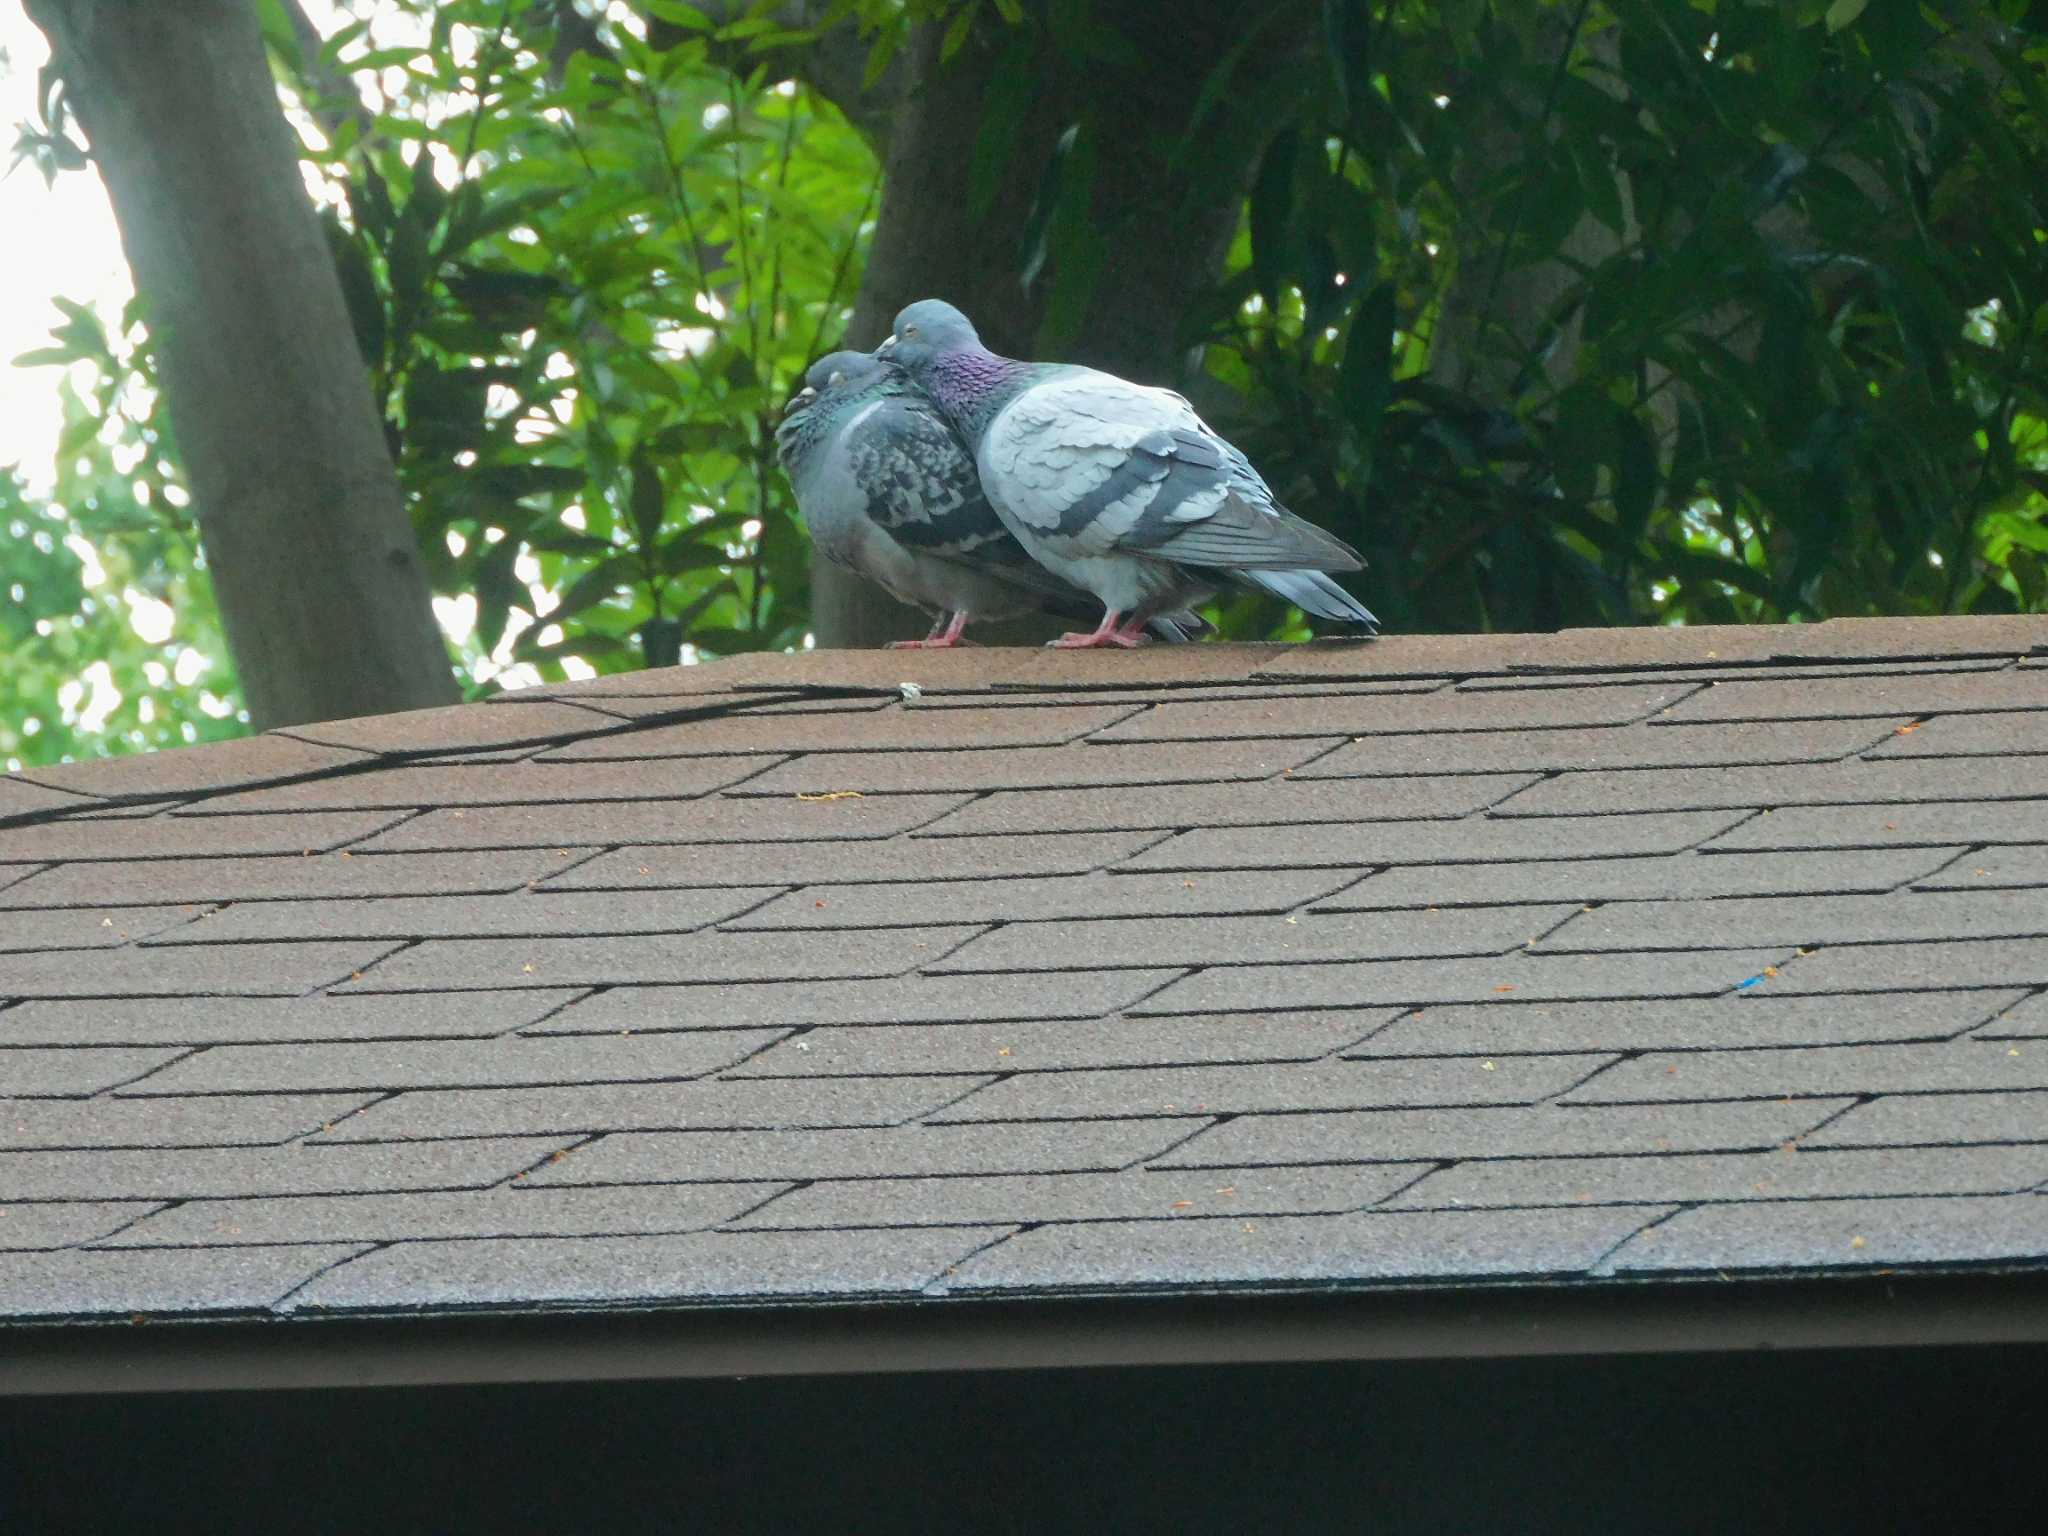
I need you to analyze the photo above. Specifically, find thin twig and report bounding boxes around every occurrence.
[637,75,720,391]
[1460,0,1595,393]
[805,160,881,361]
[725,73,760,367]
[457,0,518,174]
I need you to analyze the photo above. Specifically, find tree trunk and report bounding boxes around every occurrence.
[814,1,1312,646]
[24,0,459,729]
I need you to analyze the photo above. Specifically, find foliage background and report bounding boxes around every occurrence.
[4,0,2045,767]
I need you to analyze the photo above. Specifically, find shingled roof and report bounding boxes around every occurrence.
[4,617,2047,1377]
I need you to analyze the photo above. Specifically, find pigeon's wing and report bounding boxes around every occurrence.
[846,395,1012,560]
[981,371,1360,571]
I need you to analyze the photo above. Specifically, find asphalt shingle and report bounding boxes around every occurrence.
[1802,1091,2048,1148]
[1385,1144,2048,1209]
[333,926,979,992]
[314,1076,982,1142]
[1916,846,2048,890]
[355,792,969,851]
[1866,710,2048,758]
[0,904,207,953]
[279,698,628,754]
[536,829,1164,890]
[175,756,785,813]
[0,990,583,1047]
[1324,846,1955,910]
[1153,1099,1848,1168]
[2,1093,373,1150]
[1983,993,2048,1038]
[1539,889,2047,952]
[946,1206,1661,1292]
[1292,718,1901,777]
[1564,1040,2048,1103]
[1653,668,2048,723]
[0,1245,365,1320]
[0,810,408,864]
[521,1119,1199,1186]
[1114,810,1749,871]
[0,1047,191,1098]
[148,886,780,945]
[0,1200,155,1252]
[539,701,1136,756]
[1095,681,1698,739]
[1342,990,2022,1056]
[110,1182,780,1247]
[1132,947,1794,1015]
[923,773,1541,837]
[286,1227,1005,1312]
[1494,755,2048,817]
[929,905,1574,973]
[0,1135,561,1202]
[730,737,1338,795]
[733,1164,1429,1230]
[0,848,586,908]
[521,970,1181,1034]
[725,867,1357,931]
[1601,1195,2048,1275]
[928,1054,1615,1123]
[114,1029,786,1095]
[14,733,372,799]
[727,1010,1397,1078]
[1702,800,2048,851]
[0,940,404,999]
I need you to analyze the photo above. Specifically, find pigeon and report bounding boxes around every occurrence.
[875,300,1378,647]
[775,351,1207,647]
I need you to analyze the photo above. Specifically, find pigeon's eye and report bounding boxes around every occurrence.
[828,371,846,386]
[902,324,920,338]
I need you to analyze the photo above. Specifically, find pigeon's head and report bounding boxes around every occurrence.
[877,299,980,372]
[775,351,899,468]
[781,350,884,420]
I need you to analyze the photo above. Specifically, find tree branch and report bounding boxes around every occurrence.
[273,0,377,150]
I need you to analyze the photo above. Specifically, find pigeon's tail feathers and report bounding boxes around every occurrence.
[1147,493,1364,572]
[1244,568,1379,629]
[1145,608,1214,643]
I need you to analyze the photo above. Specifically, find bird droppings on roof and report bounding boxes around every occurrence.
[1,618,2046,1325]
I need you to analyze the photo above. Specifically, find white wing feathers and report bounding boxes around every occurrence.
[979,370,1360,572]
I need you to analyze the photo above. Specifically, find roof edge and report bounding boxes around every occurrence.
[7,1269,2047,1398]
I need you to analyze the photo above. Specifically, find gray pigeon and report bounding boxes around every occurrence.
[876,301,1378,648]
[774,351,1206,647]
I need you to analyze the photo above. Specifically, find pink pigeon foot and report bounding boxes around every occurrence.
[889,611,977,649]
[1047,611,1151,649]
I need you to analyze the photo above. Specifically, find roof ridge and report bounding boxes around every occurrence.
[4,614,2041,824]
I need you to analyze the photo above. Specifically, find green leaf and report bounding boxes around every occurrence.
[1248,128,1299,309]
[1613,407,1659,543]
[1019,121,1089,291]
[940,2,978,61]
[1824,0,1870,33]
[1337,281,1396,433]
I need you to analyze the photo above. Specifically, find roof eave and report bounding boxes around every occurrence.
[6,1267,2048,1399]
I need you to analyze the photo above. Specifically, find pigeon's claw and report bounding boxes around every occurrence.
[889,610,975,649]
[1047,611,1150,649]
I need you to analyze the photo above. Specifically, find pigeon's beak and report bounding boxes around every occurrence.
[876,333,898,354]
[781,385,817,418]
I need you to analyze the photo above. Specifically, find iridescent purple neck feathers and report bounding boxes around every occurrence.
[909,349,1042,445]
